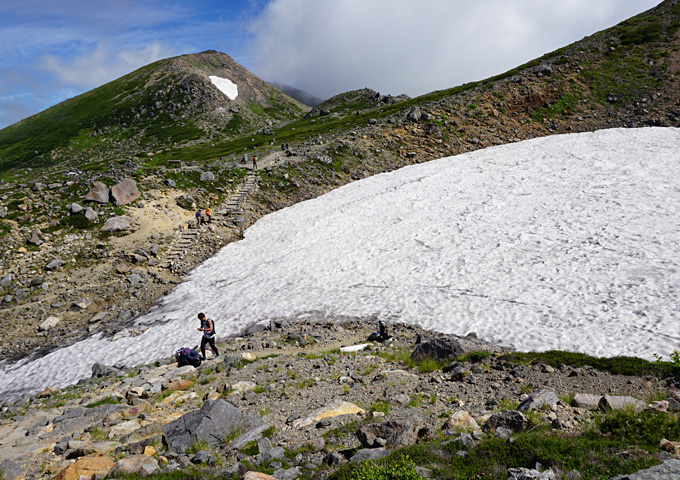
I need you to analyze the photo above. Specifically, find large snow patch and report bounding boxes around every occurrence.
[1,128,679,402]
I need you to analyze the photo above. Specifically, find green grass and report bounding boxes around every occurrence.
[330,455,422,480]
[501,350,680,378]
[186,439,210,455]
[84,396,122,408]
[369,400,390,415]
[328,408,678,480]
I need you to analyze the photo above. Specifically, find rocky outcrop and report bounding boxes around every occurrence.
[85,181,110,203]
[110,178,141,206]
[163,399,263,452]
[0,318,674,480]
[101,215,134,232]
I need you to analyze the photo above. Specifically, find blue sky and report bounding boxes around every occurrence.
[0,0,661,129]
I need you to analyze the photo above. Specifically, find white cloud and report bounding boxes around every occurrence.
[38,41,176,90]
[248,0,660,99]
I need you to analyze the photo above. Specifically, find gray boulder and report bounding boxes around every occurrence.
[411,333,502,361]
[0,459,24,480]
[571,393,601,409]
[243,323,267,336]
[92,363,121,378]
[176,194,197,210]
[166,179,177,188]
[68,203,85,214]
[406,106,422,122]
[599,395,646,412]
[356,415,423,448]
[32,182,47,191]
[102,216,134,232]
[0,274,13,287]
[109,455,159,476]
[45,259,65,271]
[85,181,110,203]
[27,230,43,245]
[163,399,263,453]
[350,448,391,463]
[518,389,559,412]
[110,178,140,206]
[610,459,680,480]
[508,467,556,479]
[200,172,215,182]
[482,410,529,433]
[0,206,7,218]
[84,207,99,222]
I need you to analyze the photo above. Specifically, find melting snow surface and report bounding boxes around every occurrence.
[1,127,679,401]
[209,75,238,100]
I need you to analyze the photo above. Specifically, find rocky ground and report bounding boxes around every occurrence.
[0,319,678,480]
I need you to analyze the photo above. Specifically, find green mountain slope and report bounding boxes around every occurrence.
[0,51,310,171]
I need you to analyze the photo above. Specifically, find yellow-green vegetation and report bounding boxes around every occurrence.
[331,455,422,480]
[369,400,390,415]
[84,396,122,408]
[186,439,210,455]
[501,350,680,378]
[327,409,679,480]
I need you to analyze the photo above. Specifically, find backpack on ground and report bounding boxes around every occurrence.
[176,347,202,367]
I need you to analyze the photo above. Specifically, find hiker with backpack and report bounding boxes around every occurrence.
[197,312,219,360]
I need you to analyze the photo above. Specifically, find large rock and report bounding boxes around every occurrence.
[200,172,215,182]
[85,181,110,203]
[38,316,61,331]
[598,395,646,412]
[518,389,559,412]
[52,454,113,480]
[27,230,43,245]
[101,216,134,232]
[292,399,364,429]
[508,467,556,479]
[110,178,140,206]
[356,414,424,448]
[482,410,529,433]
[443,410,480,433]
[0,460,24,480]
[68,203,85,214]
[570,393,602,409]
[176,193,197,210]
[109,455,159,476]
[610,459,680,480]
[0,206,7,218]
[163,399,263,453]
[411,333,502,362]
[84,207,99,222]
[0,274,12,287]
[406,106,422,122]
[45,259,65,271]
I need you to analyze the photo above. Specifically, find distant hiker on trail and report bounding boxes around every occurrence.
[205,206,212,224]
[253,155,258,170]
[241,154,248,165]
[281,143,285,151]
[195,209,202,226]
[197,312,219,360]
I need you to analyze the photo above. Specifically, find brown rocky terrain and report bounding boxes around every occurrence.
[0,319,678,480]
